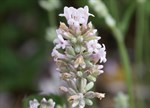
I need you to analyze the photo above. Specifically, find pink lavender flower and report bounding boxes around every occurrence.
[59,6,94,28]
[92,44,107,63]
[41,98,56,108]
[51,6,106,107]
[53,34,69,49]
[29,99,40,108]
[86,40,101,53]
[51,48,65,61]
[87,29,98,36]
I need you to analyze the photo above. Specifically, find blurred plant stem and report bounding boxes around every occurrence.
[144,0,150,81]
[48,10,56,28]
[135,1,149,107]
[110,25,135,108]
[135,0,146,78]
[39,0,61,42]
[107,0,120,22]
[119,1,136,35]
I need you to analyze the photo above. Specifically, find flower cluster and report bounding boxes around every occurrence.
[52,6,106,108]
[29,98,55,108]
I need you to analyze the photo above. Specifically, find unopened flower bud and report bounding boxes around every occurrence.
[87,75,96,82]
[61,73,72,80]
[74,55,85,68]
[74,45,81,53]
[84,98,93,106]
[85,91,95,98]
[68,88,77,95]
[77,36,84,43]
[68,95,80,102]
[77,71,83,77]
[66,46,75,56]
[68,80,78,91]
[71,37,77,43]
[59,86,68,92]
[85,82,94,91]
[59,22,68,31]
[80,78,87,93]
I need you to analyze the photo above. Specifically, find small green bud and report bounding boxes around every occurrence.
[84,36,99,41]
[71,37,77,43]
[77,36,84,43]
[74,45,81,53]
[84,60,93,67]
[68,80,78,91]
[74,55,85,68]
[87,75,96,82]
[85,82,94,91]
[85,91,95,98]
[59,86,68,92]
[56,60,68,72]
[85,98,93,106]
[68,88,77,95]
[83,52,91,58]
[80,46,86,52]
[80,78,87,93]
[80,99,85,108]
[77,71,83,77]
[66,46,75,56]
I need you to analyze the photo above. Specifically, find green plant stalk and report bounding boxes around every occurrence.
[134,1,147,108]
[111,26,135,108]
[119,1,136,36]
[146,12,150,80]
[108,0,120,22]
[135,1,145,69]
[48,10,57,27]
[144,0,150,86]
[134,3,146,107]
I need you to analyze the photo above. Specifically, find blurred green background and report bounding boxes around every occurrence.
[0,0,150,108]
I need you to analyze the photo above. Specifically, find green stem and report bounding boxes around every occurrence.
[111,26,135,108]
[119,1,136,36]
[48,10,56,27]
[134,1,147,108]
[108,0,120,22]
[144,0,150,84]
[135,1,145,69]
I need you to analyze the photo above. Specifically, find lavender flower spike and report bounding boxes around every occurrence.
[52,6,106,107]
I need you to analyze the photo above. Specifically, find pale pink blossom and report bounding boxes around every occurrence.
[29,99,40,108]
[92,44,106,63]
[98,44,107,63]
[41,98,55,108]
[56,28,67,36]
[86,40,101,53]
[88,29,97,36]
[59,6,94,28]
[56,28,64,35]
[51,48,65,61]
[97,65,104,74]
[53,34,69,49]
